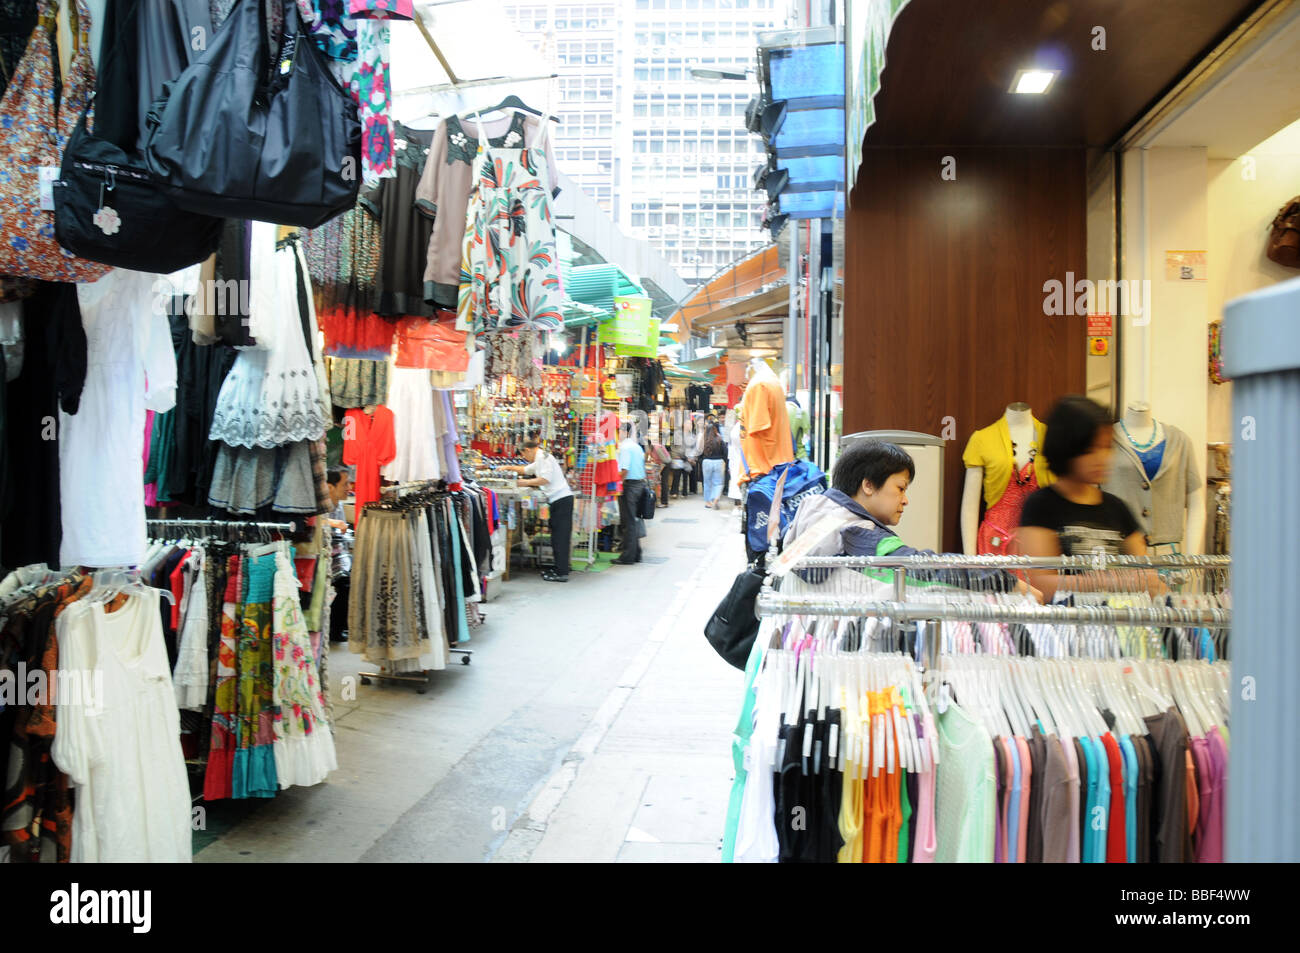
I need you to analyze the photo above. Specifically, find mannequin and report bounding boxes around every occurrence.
[738,359,794,482]
[1103,402,1205,553]
[961,402,1053,555]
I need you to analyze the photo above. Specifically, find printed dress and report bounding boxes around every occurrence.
[457,112,563,334]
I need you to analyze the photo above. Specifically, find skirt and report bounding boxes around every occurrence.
[208,441,319,515]
[349,508,434,663]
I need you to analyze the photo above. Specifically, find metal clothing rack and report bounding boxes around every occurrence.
[760,552,1234,674]
[146,518,298,540]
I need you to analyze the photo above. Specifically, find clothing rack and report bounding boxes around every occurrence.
[146,518,298,539]
[359,489,474,680]
[762,552,1233,674]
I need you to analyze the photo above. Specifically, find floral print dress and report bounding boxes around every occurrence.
[295,0,404,186]
[457,112,564,335]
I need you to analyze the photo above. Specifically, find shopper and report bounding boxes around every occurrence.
[1019,395,1165,600]
[326,467,353,642]
[615,423,647,565]
[684,416,701,496]
[783,440,1038,596]
[504,437,574,582]
[700,420,727,508]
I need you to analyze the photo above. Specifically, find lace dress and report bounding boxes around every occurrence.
[208,225,328,448]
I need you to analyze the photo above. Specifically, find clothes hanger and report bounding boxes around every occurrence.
[464,95,560,124]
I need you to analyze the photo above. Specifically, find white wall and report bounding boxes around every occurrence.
[1206,117,1300,445]
[1120,147,1210,475]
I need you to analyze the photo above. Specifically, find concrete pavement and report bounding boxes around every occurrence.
[192,494,747,863]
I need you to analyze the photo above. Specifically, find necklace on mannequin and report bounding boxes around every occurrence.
[1009,441,1037,485]
[1120,420,1161,451]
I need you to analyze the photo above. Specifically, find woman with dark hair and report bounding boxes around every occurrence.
[700,421,727,508]
[1019,395,1164,600]
[783,439,1037,595]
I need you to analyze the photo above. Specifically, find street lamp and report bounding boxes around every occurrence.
[684,253,704,288]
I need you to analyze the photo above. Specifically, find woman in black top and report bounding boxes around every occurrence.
[1019,396,1165,600]
[699,422,728,508]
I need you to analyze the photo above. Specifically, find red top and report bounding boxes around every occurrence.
[343,406,397,515]
[1101,733,1127,863]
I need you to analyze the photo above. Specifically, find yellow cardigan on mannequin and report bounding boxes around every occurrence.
[961,417,1054,509]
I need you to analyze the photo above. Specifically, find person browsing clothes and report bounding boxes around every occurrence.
[1018,395,1166,601]
[783,440,1041,597]
[615,423,647,565]
[503,438,574,583]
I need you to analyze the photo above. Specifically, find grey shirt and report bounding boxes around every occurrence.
[1102,423,1201,545]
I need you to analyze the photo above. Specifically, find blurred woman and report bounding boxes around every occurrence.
[699,421,728,508]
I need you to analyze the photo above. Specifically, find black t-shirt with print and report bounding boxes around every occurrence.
[1019,487,1142,556]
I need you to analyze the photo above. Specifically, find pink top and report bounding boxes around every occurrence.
[1015,735,1032,863]
[1060,736,1081,864]
[1198,728,1227,863]
[911,709,938,863]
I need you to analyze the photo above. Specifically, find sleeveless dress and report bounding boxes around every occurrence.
[456,110,563,334]
[977,459,1038,555]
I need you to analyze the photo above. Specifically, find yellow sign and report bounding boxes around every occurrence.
[1089,336,1109,356]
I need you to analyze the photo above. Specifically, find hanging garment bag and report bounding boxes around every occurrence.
[144,0,362,227]
[0,0,112,283]
[54,0,224,273]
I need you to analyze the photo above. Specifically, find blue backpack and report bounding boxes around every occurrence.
[744,460,827,556]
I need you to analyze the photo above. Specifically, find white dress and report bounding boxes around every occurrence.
[208,228,328,449]
[382,366,441,482]
[52,589,193,862]
[60,269,177,568]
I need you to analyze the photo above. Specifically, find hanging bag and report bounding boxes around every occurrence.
[54,0,224,273]
[1266,196,1300,268]
[0,0,112,283]
[704,469,789,670]
[144,0,362,227]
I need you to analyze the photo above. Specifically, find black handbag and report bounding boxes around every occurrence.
[55,109,224,273]
[703,468,789,670]
[54,0,223,272]
[144,0,361,227]
[639,483,656,520]
[704,560,766,670]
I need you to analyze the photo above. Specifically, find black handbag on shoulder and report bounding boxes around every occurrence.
[144,0,361,227]
[704,558,766,670]
[703,469,789,670]
[54,0,223,272]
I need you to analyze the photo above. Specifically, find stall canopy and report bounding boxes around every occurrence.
[752,25,847,231]
[390,1,553,107]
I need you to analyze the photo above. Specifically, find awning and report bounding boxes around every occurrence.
[562,263,647,315]
[668,244,782,333]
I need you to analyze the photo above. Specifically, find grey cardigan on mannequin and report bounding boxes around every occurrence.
[1102,422,1201,545]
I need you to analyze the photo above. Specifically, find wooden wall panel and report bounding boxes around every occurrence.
[843,148,1088,552]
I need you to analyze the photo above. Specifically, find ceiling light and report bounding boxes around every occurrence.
[1010,69,1058,95]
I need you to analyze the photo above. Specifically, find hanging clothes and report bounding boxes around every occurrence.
[52,587,193,862]
[61,269,177,568]
[360,122,436,317]
[343,405,396,511]
[417,111,558,309]
[383,368,440,483]
[456,110,564,334]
